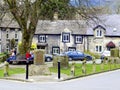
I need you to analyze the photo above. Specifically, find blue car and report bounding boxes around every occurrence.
[64,51,92,61]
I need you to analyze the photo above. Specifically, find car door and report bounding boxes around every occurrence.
[77,51,84,60]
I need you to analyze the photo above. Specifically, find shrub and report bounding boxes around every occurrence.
[84,50,100,59]
[111,48,119,57]
[18,42,37,54]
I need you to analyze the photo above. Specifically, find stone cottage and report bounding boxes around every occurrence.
[0,14,120,55]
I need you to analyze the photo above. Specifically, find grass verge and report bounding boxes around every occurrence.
[0,68,25,78]
[50,63,120,76]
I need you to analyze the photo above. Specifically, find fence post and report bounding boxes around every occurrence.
[4,61,9,77]
[71,61,75,77]
[108,57,112,70]
[82,59,86,75]
[114,58,117,68]
[101,58,104,71]
[92,58,96,73]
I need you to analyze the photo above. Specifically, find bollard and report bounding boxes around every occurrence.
[82,59,86,75]
[108,58,112,70]
[92,59,96,73]
[58,61,61,79]
[26,60,29,79]
[101,59,104,71]
[4,61,9,77]
[114,58,117,68]
[71,61,75,76]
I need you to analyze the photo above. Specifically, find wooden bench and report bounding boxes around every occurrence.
[9,55,33,64]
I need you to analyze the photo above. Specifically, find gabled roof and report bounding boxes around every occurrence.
[1,14,120,37]
[91,14,120,36]
[106,41,115,48]
[0,13,20,28]
[35,20,87,35]
[93,25,106,31]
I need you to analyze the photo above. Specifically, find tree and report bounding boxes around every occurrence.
[3,0,99,54]
[10,38,16,49]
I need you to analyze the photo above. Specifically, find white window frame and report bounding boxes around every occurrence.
[39,35,46,43]
[0,44,1,53]
[52,47,60,54]
[6,30,9,39]
[0,29,1,39]
[75,36,82,44]
[68,47,76,51]
[62,33,70,43]
[95,45,102,53]
[96,29,102,37]
[6,44,9,52]
[15,30,18,39]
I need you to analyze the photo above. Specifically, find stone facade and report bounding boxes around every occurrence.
[0,15,120,55]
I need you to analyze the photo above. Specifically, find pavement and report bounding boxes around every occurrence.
[0,59,104,83]
[3,73,70,82]
[0,63,71,82]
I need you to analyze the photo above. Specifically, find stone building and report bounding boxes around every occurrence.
[0,14,120,55]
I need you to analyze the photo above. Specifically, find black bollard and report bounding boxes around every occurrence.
[58,61,61,79]
[26,60,29,79]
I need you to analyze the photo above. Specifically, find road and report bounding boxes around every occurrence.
[0,69,120,90]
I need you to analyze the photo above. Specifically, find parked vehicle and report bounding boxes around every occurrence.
[64,51,92,61]
[100,50,110,59]
[44,51,93,62]
[45,54,53,62]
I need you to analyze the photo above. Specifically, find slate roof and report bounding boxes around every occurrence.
[0,14,20,28]
[1,14,120,37]
[35,20,87,35]
[86,14,120,36]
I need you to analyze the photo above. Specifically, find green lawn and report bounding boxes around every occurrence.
[50,63,120,77]
[0,68,25,77]
[0,63,120,78]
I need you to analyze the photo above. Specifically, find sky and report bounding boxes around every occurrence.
[70,0,119,13]
[70,0,116,6]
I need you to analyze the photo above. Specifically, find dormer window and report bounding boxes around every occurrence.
[93,25,105,38]
[96,29,102,37]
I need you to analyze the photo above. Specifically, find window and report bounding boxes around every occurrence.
[15,30,18,39]
[0,29,1,39]
[52,46,60,54]
[6,44,9,52]
[39,35,46,43]
[62,33,70,43]
[6,31,9,39]
[96,45,102,53]
[96,29,102,37]
[68,47,76,51]
[75,36,83,44]
[0,44,1,53]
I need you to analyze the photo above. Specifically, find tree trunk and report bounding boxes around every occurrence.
[21,29,34,54]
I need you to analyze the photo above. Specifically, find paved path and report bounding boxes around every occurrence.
[0,69,120,90]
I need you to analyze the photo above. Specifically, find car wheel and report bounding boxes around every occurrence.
[69,58,72,61]
[86,56,91,61]
[46,57,52,62]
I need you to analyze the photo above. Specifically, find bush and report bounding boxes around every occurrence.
[0,52,9,62]
[18,42,37,54]
[111,48,119,57]
[84,50,100,59]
